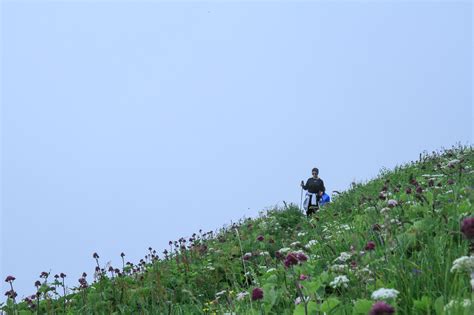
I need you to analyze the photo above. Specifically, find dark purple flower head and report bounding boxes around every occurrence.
[95,266,100,272]
[447,179,455,185]
[405,187,412,194]
[284,253,299,268]
[82,272,87,278]
[378,192,387,200]
[93,252,99,259]
[5,276,15,283]
[275,251,283,259]
[251,287,264,301]
[296,252,308,262]
[5,289,17,299]
[369,301,395,315]
[415,186,423,194]
[428,179,435,187]
[34,280,41,287]
[120,252,125,258]
[365,241,376,251]
[40,272,49,278]
[60,273,66,278]
[461,217,474,240]
[108,266,114,272]
[243,253,252,261]
[257,235,264,241]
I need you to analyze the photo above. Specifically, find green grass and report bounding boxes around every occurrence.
[2,144,474,314]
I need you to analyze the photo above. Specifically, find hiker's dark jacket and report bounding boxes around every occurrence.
[303,178,325,194]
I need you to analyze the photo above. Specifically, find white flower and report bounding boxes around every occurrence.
[450,256,474,273]
[297,232,306,237]
[329,275,349,288]
[334,252,352,263]
[340,224,351,230]
[290,241,301,247]
[215,290,226,297]
[447,159,460,167]
[380,207,391,214]
[206,266,215,271]
[260,251,270,256]
[306,240,318,247]
[444,299,472,311]
[236,291,249,301]
[371,288,400,300]
[266,268,276,273]
[279,247,291,253]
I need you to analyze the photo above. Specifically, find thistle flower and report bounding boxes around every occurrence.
[4,276,15,283]
[296,252,308,262]
[34,280,41,287]
[93,252,99,259]
[251,287,264,301]
[369,301,395,315]
[284,253,299,268]
[60,273,66,278]
[257,235,264,241]
[365,241,376,251]
[461,217,474,240]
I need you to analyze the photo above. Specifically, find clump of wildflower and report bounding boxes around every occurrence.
[334,252,352,263]
[296,251,308,262]
[450,256,474,273]
[243,252,252,261]
[330,264,346,273]
[329,275,349,288]
[444,299,473,312]
[251,287,264,301]
[369,301,395,315]
[305,240,318,249]
[371,288,399,300]
[461,218,474,240]
[365,241,376,251]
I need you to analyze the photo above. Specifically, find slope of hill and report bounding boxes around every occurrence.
[2,145,473,314]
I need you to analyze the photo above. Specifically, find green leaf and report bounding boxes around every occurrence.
[293,301,318,315]
[321,297,340,313]
[353,299,373,314]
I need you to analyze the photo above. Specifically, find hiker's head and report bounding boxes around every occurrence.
[312,168,319,178]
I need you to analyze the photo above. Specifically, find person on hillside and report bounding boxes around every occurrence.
[301,168,326,216]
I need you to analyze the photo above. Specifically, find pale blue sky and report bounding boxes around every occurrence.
[1,1,472,299]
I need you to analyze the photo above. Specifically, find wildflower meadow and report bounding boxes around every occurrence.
[2,145,473,314]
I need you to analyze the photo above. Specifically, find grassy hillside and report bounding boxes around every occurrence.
[2,145,474,314]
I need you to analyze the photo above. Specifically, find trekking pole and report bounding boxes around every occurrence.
[300,186,303,211]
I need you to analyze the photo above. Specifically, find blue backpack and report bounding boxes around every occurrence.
[319,193,331,206]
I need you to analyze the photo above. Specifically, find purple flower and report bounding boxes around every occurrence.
[379,192,387,200]
[5,276,15,283]
[296,252,308,262]
[428,179,434,187]
[369,301,395,315]
[257,235,264,241]
[365,241,376,251]
[447,179,455,185]
[34,280,41,287]
[461,217,474,240]
[251,287,264,301]
[299,274,308,281]
[60,273,66,278]
[243,253,252,261]
[415,186,423,194]
[93,252,99,259]
[405,187,412,194]
[284,253,299,268]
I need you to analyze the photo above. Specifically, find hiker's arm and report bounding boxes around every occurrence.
[301,180,308,190]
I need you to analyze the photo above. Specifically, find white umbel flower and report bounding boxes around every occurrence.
[329,275,349,288]
[450,256,474,273]
[334,252,352,263]
[236,291,249,301]
[371,288,400,300]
